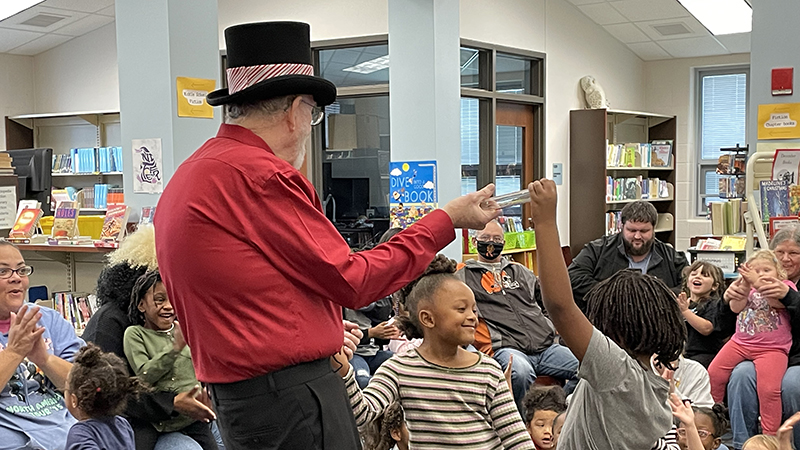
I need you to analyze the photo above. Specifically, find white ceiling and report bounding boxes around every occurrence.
[0,0,751,60]
[0,0,115,56]
[567,0,750,60]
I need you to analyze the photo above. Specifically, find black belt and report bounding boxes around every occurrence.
[209,358,331,400]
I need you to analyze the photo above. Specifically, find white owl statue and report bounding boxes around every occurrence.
[580,75,609,109]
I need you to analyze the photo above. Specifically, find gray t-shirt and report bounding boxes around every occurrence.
[557,328,672,450]
[627,252,652,274]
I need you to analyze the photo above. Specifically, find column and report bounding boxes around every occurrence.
[115,0,220,217]
[389,0,462,258]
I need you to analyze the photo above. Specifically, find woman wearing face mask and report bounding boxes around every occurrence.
[455,220,579,414]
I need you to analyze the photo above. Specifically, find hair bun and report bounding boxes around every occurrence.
[424,254,457,276]
[712,402,729,419]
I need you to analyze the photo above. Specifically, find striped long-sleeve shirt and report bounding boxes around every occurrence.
[344,350,535,449]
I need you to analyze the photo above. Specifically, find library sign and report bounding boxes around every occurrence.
[759,103,800,140]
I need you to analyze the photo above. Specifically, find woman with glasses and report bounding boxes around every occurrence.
[0,241,84,450]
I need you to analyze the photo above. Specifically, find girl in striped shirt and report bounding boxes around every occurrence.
[332,255,535,450]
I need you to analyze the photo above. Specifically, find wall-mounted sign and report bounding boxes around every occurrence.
[758,103,800,140]
[176,77,215,118]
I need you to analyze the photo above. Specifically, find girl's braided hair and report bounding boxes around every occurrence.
[394,254,457,340]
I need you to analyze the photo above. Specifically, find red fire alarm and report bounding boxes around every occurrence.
[772,68,793,95]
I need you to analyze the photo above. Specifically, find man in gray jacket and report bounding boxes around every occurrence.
[456,220,578,413]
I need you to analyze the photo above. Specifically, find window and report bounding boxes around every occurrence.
[696,68,749,215]
[459,41,544,228]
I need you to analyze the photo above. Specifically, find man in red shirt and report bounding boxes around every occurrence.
[155,22,499,450]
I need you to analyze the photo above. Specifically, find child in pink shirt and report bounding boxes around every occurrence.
[708,250,795,435]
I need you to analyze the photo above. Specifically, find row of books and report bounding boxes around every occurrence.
[709,198,744,235]
[717,153,746,175]
[696,235,746,251]
[605,212,674,236]
[606,140,673,168]
[53,186,124,211]
[47,292,99,332]
[9,200,131,244]
[606,176,671,202]
[53,147,123,174]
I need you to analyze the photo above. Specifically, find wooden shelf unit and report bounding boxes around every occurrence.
[569,108,677,257]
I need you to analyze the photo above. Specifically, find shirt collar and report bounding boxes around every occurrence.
[216,123,274,154]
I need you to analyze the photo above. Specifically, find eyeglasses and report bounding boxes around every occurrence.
[300,99,325,126]
[676,428,713,439]
[0,266,33,279]
[476,237,505,244]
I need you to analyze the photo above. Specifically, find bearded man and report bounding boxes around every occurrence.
[568,200,687,312]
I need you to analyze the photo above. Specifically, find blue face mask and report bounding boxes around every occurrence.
[476,240,504,260]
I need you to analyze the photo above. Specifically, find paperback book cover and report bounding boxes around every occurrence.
[139,206,156,225]
[790,184,800,216]
[651,140,673,167]
[720,235,746,251]
[100,205,130,241]
[52,201,79,238]
[10,208,43,238]
[761,180,790,221]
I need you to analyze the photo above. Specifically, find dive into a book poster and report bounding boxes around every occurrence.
[389,161,437,229]
[132,138,163,194]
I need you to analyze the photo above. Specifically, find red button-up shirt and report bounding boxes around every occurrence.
[155,124,455,383]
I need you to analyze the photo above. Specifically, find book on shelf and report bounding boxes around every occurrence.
[100,205,129,242]
[9,208,42,238]
[790,185,800,216]
[697,238,722,250]
[50,292,99,332]
[58,147,123,174]
[720,235,746,251]
[650,140,673,167]
[717,153,747,175]
[772,149,800,184]
[605,142,664,168]
[51,201,80,238]
[710,199,744,235]
[760,180,790,222]
[770,216,800,239]
[139,206,156,225]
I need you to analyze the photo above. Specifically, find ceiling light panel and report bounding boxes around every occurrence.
[342,55,389,74]
[677,0,752,35]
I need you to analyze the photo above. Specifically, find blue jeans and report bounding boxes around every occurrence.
[493,344,579,414]
[728,362,800,449]
[351,350,394,389]
[153,432,202,450]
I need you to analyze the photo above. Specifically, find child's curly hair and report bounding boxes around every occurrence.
[394,254,458,339]
[67,343,149,418]
[128,270,162,326]
[363,402,405,450]
[522,385,567,424]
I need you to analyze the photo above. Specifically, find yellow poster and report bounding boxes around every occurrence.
[176,77,215,118]
[758,103,800,140]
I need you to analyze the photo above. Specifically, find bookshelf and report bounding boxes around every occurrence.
[4,111,122,212]
[569,109,677,257]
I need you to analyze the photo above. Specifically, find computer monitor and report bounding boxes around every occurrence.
[7,148,53,215]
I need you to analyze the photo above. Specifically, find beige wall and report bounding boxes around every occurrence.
[0,54,35,150]
[644,53,751,250]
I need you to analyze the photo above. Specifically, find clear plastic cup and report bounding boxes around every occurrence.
[482,189,531,209]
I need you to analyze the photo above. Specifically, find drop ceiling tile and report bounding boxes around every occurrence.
[53,13,113,37]
[95,5,115,17]
[0,5,87,34]
[658,36,729,58]
[0,28,43,53]
[39,0,114,14]
[634,15,710,41]
[716,32,751,54]
[7,33,71,55]
[604,23,651,43]
[577,3,628,25]
[609,0,691,21]
[626,42,671,61]
[567,0,607,5]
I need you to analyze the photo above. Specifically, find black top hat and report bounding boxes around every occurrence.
[206,22,336,107]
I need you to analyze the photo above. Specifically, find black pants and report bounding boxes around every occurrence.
[209,359,361,450]
[130,417,219,450]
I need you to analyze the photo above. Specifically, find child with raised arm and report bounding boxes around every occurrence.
[527,179,686,450]
[332,255,534,450]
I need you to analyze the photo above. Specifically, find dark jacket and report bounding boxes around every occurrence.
[568,233,688,312]
[779,288,800,366]
[456,258,555,355]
